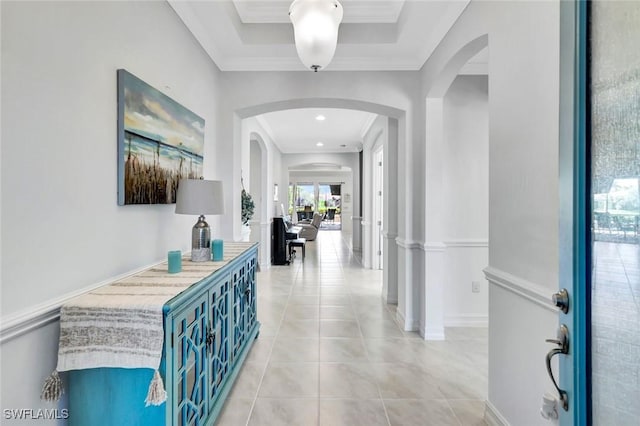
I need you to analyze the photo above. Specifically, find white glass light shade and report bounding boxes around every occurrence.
[175,179,224,215]
[289,0,343,71]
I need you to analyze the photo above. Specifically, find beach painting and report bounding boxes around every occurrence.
[117,69,204,205]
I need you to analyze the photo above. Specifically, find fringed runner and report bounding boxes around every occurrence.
[42,243,253,406]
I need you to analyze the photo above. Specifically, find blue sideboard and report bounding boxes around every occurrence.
[67,243,259,426]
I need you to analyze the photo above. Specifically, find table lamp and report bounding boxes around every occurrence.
[175,179,224,262]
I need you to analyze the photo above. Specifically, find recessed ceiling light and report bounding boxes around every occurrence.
[315,115,326,121]
[316,142,324,147]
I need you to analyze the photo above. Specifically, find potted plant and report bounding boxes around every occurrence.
[241,187,255,241]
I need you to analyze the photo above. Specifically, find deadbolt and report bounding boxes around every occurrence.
[552,288,569,314]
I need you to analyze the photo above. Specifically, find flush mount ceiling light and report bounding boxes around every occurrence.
[289,0,343,72]
[315,114,326,121]
[316,142,324,146]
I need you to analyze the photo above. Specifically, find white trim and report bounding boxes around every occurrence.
[360,114,379,140]
[395,237,423,250]
[254,115,277,144]
[444,239,489,248]
[444,314,488,327]
[233,1,404,24]
[394,309,418,332]
[484,400,510,426]
[483,266,556,312]
[423,327,446,341]
[219,56,423,72]
[423,241,447,252]
[383,231,397,239]
[459,61,489,75]
[0,260,166,344]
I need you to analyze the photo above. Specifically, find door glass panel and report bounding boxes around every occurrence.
[294,183,315,220]
[319,183,341,230]
[590,2,640,425]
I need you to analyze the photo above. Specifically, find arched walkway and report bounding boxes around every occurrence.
[422,34,489,339]
[235,98,404,315]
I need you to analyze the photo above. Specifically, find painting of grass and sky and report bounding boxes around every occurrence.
[117,69,204,205]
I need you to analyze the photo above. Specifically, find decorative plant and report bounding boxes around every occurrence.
[241,178,255,225]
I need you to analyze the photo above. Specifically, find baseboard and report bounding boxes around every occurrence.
[423,326,446,340]
[485,400,510,426]
[444,314,488,327]
[394,309,418,332]
[1,259,165,344]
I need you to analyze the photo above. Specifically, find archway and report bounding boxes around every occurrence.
[235,98,404,309]
[423,34,489,339]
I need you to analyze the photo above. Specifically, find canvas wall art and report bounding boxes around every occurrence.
[117,69,204,205]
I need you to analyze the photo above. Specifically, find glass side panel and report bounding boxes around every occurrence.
[319,183,342,230]
[294,183,315,220]
[590,2,640,425]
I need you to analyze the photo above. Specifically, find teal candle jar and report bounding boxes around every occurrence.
[212,239,223,261]
[168,250,182,273]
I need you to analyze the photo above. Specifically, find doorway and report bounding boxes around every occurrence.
[559,1,640,424]
[373,147,384,269]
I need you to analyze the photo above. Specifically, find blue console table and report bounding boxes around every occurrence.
[60,243,259,426]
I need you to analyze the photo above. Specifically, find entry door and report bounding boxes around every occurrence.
[558,1,640,424]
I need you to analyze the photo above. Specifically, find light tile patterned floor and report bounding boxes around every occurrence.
[592,241,640,425]
[217,231,488,426]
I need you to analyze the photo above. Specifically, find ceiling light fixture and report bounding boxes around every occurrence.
[315,114,326,121]
[316,142,324,146]
[289,0,343,72]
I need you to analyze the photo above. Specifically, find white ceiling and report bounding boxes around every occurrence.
[169,0,481,156]
[256,108,376,154]
[168,0,471,72]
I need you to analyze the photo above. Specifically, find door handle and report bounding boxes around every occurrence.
[205,324,216,356]
[545,324,569,411]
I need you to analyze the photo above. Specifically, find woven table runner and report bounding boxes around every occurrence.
[42,242,255,406]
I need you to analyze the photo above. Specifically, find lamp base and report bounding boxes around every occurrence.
[191,215,211,262]
[191,248,211,262]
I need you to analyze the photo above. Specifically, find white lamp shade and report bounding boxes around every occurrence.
[175,179,224,215]
[289,0,343,71]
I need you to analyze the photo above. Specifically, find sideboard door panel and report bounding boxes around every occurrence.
[245,254,258,333]
[231,262,248,362]
[172,294,209,426]
[208,275,230,408]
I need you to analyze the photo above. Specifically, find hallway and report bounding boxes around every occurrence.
[217,231,488,425]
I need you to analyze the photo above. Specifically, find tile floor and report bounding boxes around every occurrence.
[592,241,640,425]
[217,231,488,426]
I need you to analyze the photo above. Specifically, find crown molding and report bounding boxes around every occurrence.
[233,0,405,24]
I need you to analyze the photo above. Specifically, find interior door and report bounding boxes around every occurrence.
[557,1,640,424]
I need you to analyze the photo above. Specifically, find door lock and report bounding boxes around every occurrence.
[545,324,569,411]
[552,288,569,314]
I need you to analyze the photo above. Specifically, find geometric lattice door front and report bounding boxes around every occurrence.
[208,276,230,408]
[172,294,208,426]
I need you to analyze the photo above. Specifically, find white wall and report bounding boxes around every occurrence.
[241,117,283,266]
[442,75,489,327]
[1,1,222,419]
[420,1,560,424]
[218,74,418,329]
